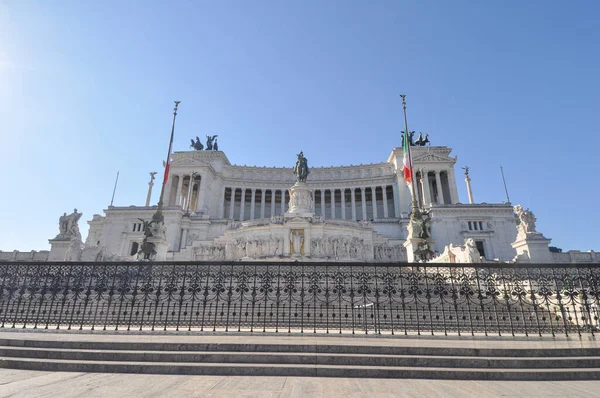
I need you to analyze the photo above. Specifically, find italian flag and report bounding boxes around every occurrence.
[403,130,412,183]
[163,129,174,185]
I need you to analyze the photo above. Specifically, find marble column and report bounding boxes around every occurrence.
[351,188,356,221]
[361,188,367,221]
[321,189,325,217]
[423,170,432,206]
[330,189,336,219]
[435,171,443,205]
[341,189,346,219]
[371,186,378,219]
[218,185,226,218]
[194,176,205,213]
[465,175,474,204]
[250,188,256,220]
[240,188,246,221]
[280,189,285,215]
[382,185,389,218]
[260,189,265,219]
[448,169,459,204]
[185,172,195,212]
[392,182,400,217]
[229,188,235,219]
[270,189,275,217]
[175,175,184,207]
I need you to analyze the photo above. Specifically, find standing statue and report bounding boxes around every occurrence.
[293,151,310,182]
[190,136,204,150]
[59,212,69,235]
[213,138,219,151]
[422,133,430,146]
[137,218,157,260]
[206,135,218,150]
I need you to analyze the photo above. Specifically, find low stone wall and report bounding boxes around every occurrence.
[551,250,600,263]
[0,250,49,262]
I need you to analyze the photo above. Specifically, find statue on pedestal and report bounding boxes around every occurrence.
[293,151,309,183]
[136,218,166,261]
[57,209,82,240]
[514,204,537,238]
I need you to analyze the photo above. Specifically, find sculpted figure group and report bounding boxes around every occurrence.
[58,209,82,240]
[311,236,368,260]
[514,204,537,236]
[190,135,219,151]
[401,131,430,147]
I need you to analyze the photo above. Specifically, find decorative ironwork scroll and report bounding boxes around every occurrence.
[1,261,598,337]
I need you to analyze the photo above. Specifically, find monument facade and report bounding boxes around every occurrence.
[77,141,523,263]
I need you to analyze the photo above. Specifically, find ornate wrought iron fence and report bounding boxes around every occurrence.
[0,261,598,337]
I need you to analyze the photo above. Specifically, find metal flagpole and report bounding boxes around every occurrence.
[110,171,119,206]
[400,94,418,212]
[500,165,511,204]
[152,101,181,224]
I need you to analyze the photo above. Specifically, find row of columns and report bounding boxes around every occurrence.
[228,188,289,221]
[417,169,457,206]
[225,185,395,221]
[172,173,202,213]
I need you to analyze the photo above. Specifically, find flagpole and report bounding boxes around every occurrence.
[400,94,418,212]
[152,100,181,224]
[109,171,119,206]
[500,165,511,204]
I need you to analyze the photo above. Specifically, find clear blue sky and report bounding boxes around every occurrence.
[1,0,598,252]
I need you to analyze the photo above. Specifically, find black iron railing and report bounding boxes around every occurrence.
[0,261,598,337]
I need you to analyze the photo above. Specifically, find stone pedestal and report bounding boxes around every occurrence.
[285,182,314,218]
[511,233,552,263]
[148,237,169,261]
[403,237,435,263]
[48,238,70,261]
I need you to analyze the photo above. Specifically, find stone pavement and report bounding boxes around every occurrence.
[1,368,600,397]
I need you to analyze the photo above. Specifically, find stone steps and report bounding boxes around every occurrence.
[1,336,600,380]
[2,346,600,369]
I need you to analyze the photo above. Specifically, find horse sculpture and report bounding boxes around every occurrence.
[413,132,431,147]
[293,151,309,183]
[190,136,204,150]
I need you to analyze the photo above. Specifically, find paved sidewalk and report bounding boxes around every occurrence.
[1,368,600,397]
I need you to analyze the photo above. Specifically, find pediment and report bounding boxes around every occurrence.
[172,157,207,166]
[412,153,456,163]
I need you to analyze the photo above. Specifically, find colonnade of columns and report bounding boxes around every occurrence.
[223,185,396,222]
[168,173,202,213]
[416,169,457,206]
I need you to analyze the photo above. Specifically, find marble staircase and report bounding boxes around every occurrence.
[1,333,599,380]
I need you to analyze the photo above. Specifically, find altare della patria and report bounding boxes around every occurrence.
[1,100,599,382]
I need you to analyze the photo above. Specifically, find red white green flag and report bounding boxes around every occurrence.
[403,131,413,183]
[162,130,174,185]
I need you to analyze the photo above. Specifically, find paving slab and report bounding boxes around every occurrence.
[1,370,600,398]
